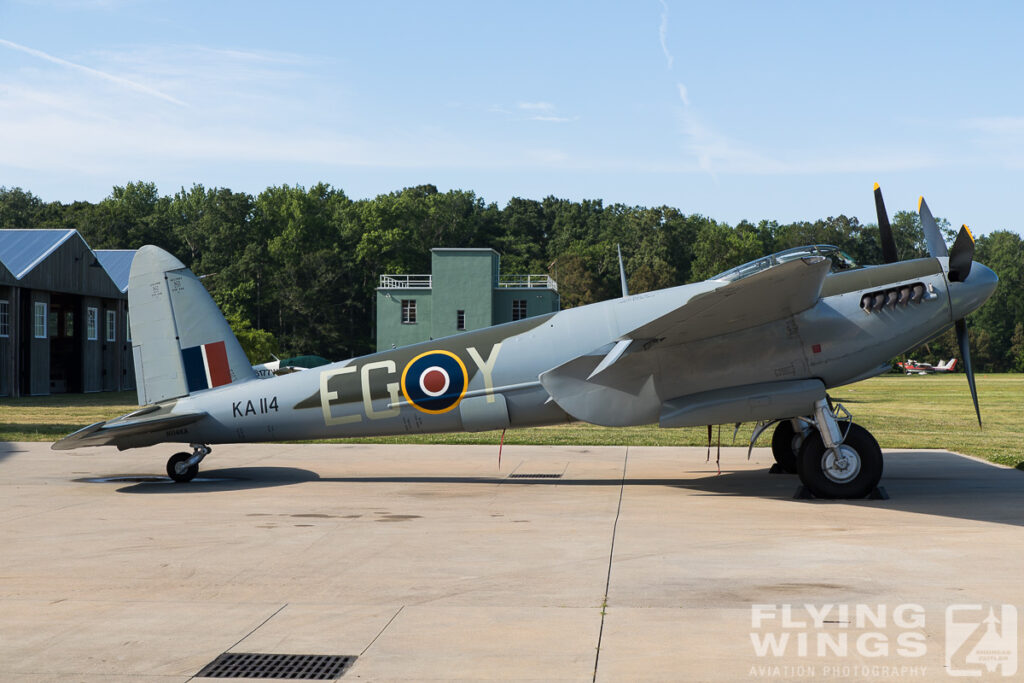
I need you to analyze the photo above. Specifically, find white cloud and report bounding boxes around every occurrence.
[14,0,136,8]
[962,116,1024,169]
[517,101,555,111]
[0,43,585,179]
[529,115,578,123]
[0,34,947,199]
[676,82,689,107]
[964,116,1024,134]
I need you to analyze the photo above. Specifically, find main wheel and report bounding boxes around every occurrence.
[770,421,805,473]
[796,423,883,499]
[166,452,198,483]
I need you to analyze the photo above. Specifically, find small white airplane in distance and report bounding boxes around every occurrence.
[896,358,958,375]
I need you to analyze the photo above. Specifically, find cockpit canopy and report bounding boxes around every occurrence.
[711,244,859,283]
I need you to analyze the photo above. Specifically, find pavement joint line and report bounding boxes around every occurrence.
[592,445,629,683]
[361,604,405,656]
[183,602,290,682]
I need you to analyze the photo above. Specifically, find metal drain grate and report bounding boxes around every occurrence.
[196,652,355,680]
[508,473,562,479]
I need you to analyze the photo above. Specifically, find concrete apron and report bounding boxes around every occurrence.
[0,441,1021,681]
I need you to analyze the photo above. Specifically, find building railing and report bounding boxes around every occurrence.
[497,275,558,291]
[379,274,432,289]
[379,273,558,291]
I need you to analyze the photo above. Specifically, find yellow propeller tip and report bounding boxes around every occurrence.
[963,224,975,241]
[917,196,924,211]
[873,182,880,191]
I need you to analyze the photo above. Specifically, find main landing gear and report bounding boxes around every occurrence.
[769,419,810,474]
[166,444,210,483]
[769,398,883,499]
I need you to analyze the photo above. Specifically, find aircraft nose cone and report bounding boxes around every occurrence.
[949,262,998,320]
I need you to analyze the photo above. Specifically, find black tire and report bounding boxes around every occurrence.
[770,421,803,473]
[166,452,198,483]
[797,423,883,499]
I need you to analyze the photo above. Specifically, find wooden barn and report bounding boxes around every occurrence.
[0,230,135,396]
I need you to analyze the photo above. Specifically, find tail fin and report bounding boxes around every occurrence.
[128,245,255,405]
[943,358,958,371]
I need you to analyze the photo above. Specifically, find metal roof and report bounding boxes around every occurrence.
[0,229,78,279]
[94,250,137,292]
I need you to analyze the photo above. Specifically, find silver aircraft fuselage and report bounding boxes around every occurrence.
[161,256,995,448]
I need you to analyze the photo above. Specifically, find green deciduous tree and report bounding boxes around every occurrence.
[3,182,1021,369]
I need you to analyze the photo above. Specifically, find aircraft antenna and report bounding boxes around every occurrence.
[617,244,629,297]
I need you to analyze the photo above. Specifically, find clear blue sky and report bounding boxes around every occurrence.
[2,1,1023,234]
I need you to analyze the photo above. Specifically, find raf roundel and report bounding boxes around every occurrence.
[401,350,469,414]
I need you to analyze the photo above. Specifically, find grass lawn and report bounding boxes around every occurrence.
[1,374,1020,468]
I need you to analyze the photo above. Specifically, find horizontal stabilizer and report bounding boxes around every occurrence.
[51,411,207,451]
[626,256,830,346]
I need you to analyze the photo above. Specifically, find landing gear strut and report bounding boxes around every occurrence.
[797,398,883,499]
[166,444,210,483]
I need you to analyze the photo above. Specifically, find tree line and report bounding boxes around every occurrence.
[2,182,1022,371]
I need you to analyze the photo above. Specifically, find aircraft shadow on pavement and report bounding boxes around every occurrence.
[109,451,1024,528]
[0,442,29,463]
[114,467,320,493]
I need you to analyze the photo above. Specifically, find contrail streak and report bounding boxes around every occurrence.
[0,37,186,106]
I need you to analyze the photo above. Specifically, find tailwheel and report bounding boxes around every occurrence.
[167,453,198,483]
[770,420,806,474]
[797,423,883,499]
[166,444,210,483]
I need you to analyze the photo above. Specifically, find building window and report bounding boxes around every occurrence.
[401,299,417,324]
[105,310,116,341]
[456,309,465,331]
[0,300,8,337]
[512,299,527,321]
[34,302,47,338]
[65,311,74,337]
[125,311,131,342]
[87,307,98,340]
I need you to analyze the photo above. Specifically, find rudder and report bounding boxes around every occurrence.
[128,245,255,405]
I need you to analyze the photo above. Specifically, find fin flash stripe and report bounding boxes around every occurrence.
[182,341,231,392]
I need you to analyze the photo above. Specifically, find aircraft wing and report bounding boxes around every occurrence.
[538,256,831,426]
[625,256,831,346]
[51,408,207,451]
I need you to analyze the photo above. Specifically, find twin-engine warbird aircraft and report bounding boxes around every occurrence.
[896,358,958,375]
[54,186,998,499]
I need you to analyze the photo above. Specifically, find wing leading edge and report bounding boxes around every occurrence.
[625,255,831,346]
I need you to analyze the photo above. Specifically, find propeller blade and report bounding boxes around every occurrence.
[918,196,949,258]
[955,318,982,428]
[948,224,975,283]
[873,183,899,263]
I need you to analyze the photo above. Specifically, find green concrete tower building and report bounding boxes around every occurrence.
[376,248,559,350]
